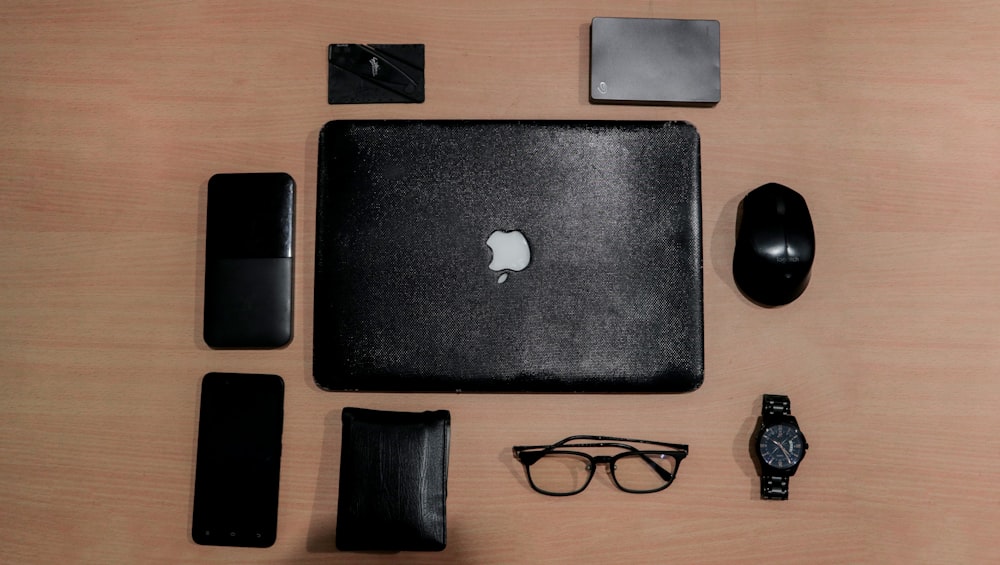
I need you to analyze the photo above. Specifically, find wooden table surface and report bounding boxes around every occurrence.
[3,1,999,563]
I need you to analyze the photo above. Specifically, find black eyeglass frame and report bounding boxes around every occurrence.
[512,435,689,496]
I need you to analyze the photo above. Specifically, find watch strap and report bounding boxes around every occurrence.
[760,394,794,500]
[761,475,789,500]
[762,394,791,416]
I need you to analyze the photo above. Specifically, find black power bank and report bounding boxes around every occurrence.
[590,17,720,106]
[203,173,294,348]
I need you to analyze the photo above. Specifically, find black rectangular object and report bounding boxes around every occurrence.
[590,17,720,105]
[328,44,425,104]
[314,120,703,393]
[336,408,450,551]
[192,373,284,547]
[203,172,295,348]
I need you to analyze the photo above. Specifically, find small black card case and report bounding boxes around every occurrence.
[336,408,450,552]
[203,172,295,348]
[328,44,425,104]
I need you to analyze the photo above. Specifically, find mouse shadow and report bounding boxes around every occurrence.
[305,409,342,552]
[710,190,747,301]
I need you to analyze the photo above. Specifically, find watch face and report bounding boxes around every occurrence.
[758,424,806,470]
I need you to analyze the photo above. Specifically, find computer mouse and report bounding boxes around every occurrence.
[733,183,815,306]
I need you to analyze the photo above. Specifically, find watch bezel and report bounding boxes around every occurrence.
[754,415,808,476]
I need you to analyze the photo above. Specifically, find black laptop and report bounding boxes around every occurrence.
[314,120,703,392]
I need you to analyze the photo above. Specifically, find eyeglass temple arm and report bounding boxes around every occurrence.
[513,435,689,455]
[554,435,688,451]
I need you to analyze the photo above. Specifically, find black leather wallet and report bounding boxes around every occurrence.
[336,408,450,552]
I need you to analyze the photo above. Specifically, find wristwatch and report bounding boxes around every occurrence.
[752,394,809,500]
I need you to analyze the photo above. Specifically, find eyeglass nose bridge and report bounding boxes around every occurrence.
[589,453,675,483]
[590,455,616,466]
[588,455,618,479]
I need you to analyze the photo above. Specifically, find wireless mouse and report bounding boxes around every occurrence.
[733,183,815,306]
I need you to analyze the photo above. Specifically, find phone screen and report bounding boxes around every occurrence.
[192,373,284,547]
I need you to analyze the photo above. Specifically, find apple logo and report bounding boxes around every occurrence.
[486,230,531,284]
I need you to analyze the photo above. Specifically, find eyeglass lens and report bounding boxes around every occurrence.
[612,453,677,492]
[527,453,593,495]
[527,451,678,495]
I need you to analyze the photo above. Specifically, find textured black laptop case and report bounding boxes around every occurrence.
[314,120,703,392]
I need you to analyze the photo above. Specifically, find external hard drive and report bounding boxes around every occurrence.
[590,17,720,106]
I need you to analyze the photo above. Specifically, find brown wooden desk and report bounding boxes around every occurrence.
[2,1,999,563]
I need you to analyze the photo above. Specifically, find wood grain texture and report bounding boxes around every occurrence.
[2,1,999,563]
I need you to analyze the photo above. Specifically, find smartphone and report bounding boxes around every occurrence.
[192,373,284,547]
[203,172,295,348]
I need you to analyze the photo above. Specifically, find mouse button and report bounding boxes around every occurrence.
[783,190,812,223]
[752,229,788,262]
[774,196,787,216]
[785,233,814,262]
[783,249,810,269]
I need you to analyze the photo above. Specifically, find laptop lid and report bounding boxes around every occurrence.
[314,120,703,392]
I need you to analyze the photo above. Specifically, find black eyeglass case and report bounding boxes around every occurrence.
[336,407,451,552]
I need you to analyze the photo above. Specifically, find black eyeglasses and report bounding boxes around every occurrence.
[512,435,688,496]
